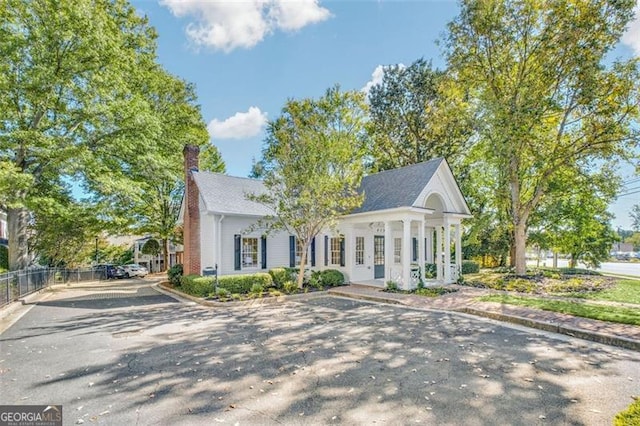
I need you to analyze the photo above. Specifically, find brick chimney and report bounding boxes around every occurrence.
[183,144,201,275]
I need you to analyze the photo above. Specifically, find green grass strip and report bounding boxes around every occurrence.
[582,279,640,305]
[478,294,640,326]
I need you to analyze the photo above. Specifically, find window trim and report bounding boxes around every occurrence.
[394,237,402,264]
[355,236,365,266]
[242,237,259,269]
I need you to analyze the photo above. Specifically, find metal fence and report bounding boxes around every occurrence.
[0,267,107,308]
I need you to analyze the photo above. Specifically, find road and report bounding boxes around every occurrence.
[532,259,640,277]
[1,280,639,425]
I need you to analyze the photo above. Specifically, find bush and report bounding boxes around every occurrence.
[0,245,8,270]
[181,274,213,297]
[167,264,183,286]
[283,280,298,294]
[386,281,399,291]
[250,282,264,296]
[505,278,537,293]
[268,268,291,288]
[218,272,273,294]
[461,260,479,274]
[557,267,601,276]
[320,269,344,287]
[308,271,324,289]
[614,398,640,426]
[424,263,437,279]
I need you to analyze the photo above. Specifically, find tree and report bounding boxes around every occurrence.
[141,239,161,272]
[0,0,169,270]
[444,0,640,274]
[200,144,226,173]
[529,168,619,268]
[251,86,367,288]
[631,204,640,232]
[366,59,473,172]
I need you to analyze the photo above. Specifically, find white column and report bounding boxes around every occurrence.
[435,225,443,281]
[384,221,393,283]
[418,220,425,279]
[402,218,412,289]
[426,227,433,264]
[455,223,462,270]
[444,218,451,283]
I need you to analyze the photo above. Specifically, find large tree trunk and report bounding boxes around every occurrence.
[513,222,527,275]
[162,238,169,272]
[8,206,30,271]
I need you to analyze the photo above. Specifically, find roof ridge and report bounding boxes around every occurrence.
[195,170,263,183]
[365,158,443,178]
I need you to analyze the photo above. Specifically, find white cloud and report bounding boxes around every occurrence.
[208,107,268,140]
[362,63,406,95]
[160,0,331,52]
[622,3,640,55]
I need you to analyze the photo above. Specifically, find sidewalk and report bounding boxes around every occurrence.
[328,284,640,352]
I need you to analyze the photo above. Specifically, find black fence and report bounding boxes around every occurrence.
[0,267,108,308]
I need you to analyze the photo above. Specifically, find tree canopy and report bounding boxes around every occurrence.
[251,86,368,287]
[444,0,640,274]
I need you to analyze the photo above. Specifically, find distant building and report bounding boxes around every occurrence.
[133,236,181,272]
[612,242,634,253]
[0,209,7,247]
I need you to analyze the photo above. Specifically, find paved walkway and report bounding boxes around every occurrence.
[328,285,640,351]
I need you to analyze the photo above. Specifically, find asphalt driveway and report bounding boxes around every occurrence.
[0,281,638,425]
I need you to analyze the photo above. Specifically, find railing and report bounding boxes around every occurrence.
[0,267,107,308]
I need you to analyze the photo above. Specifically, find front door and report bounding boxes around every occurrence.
[374,235,385,279]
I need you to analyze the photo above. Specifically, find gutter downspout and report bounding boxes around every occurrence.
[217,215,225,273]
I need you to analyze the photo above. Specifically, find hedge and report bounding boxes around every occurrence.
[218,272,273,294]
[319,269,344,287]
[180,274,213,297]
[461,260,480,274]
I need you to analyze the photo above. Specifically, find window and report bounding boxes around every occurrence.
[330,237,342,265]
[394,238,402,263]
[242,237,258,268]
[355,237,364,265]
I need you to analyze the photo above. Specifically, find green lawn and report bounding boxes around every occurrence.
[581,279,640,304]
[478,294,640,326]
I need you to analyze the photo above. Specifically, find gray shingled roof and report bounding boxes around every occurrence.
[351,158,443,214]
[192,171,273,216]
[193,158,443,216]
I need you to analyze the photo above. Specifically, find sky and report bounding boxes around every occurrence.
[130,0,640,230]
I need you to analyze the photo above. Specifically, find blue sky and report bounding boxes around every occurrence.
[131,0,639,229]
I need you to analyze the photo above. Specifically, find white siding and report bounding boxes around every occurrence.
[200,213,217,273]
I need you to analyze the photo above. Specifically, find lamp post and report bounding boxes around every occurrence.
[95,237,98,265]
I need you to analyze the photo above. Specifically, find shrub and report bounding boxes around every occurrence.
[167,264,183,287]
[614,398,640,426]
[424,263,437,279]
[320,269,344,287]
[558,267,601,276]
[217,272,273,294]
[181,274,213,297]
[386,281,399,291]
[269,268,291,288]
[505,278,536,293]
[250,282,264,296]
[212,287,231,301]
[461,260,479,275]
[283,280,298,294]
[308,271,324,290]
[0,245,8,270]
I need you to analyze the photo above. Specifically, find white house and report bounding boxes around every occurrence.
[179,145,472,289]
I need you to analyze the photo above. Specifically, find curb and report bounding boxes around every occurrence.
[459,308,640,352]
[327,289,407,306]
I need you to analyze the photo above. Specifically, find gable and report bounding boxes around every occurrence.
[415,160,471,215]
[192,171,273,216]
[351,159,443,214]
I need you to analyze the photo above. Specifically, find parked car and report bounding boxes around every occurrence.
[122,264,147,278]
[95,264,126,280]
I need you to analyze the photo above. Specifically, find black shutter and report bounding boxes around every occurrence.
[324,235,329,266]
[311,237,316,267]
[289,236,295,267]
[234,234,241,270]
[339,237,345,267]
[261,235,267,269]
[412,238,418,262]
